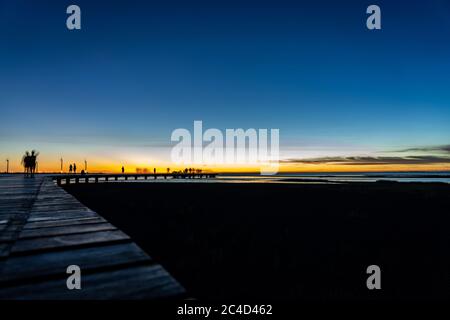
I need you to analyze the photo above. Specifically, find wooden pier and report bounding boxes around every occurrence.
[0,174,185,299]
[55,173,217,185]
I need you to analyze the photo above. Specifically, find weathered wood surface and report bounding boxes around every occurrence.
[12,229,130,253]
[19,222,117,239]
[0,264,183,300]
[0,174,185,299]
[24,216,106,229]
[0,243,151,283]
[0,175,43,258]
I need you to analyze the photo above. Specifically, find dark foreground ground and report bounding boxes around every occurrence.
[65,181,450,300]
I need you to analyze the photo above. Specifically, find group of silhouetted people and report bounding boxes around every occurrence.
[21,150,39,177]
[69,163,77,174]
[173,168,203,174]
[121,166,202,175]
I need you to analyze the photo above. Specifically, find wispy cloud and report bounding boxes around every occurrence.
[280,155,450,166]
[280,144,450,166]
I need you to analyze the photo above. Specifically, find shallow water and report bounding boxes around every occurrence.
[112,171,450,184]
[217,172,450,184]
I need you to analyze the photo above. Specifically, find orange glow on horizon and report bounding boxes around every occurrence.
[2,161,449,174]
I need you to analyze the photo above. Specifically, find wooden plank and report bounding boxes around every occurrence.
[0,264,185,300]
[31,204,85,211]
[0,243,10,258]
[32,201,84,208]
[32,201,86,207]
[19,223,117,239]
[28,211,98,221]
[0,231,18,242]
[0,243,151,283]
[24,217,106,229]
[12,230,130,254]
[30,206,94,213]
[0,213,28,221]
[0,201,31,206]
[0,201,34,207]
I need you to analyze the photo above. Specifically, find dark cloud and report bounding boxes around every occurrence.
[389,145,450,154]
[281,144,450,166]
[281,155,450,166]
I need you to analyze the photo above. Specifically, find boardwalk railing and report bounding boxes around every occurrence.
[54,173,217,185]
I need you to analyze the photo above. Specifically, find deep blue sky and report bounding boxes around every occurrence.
[1,0,450,170]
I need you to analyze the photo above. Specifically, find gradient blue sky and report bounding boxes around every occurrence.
[1,0,450,171]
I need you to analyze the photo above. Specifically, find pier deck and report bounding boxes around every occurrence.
[55,173,217,186]
[0,174,185,299]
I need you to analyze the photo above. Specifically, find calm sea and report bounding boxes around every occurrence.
[216,172,450,184]
[9,172,447,184]
[112,171,450,184]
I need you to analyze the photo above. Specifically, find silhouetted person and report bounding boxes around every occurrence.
[30,150,38,175]
[167,168,170,174]
[22,151,31,177]
[73,163,77,174]
[122,166,125,174]
[69,164,73,173]
[153,168,156,174]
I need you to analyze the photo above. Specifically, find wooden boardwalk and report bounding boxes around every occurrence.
[0,174,185,299]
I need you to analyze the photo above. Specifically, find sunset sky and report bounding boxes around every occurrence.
[1,0,450,173]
